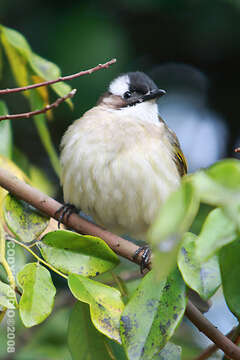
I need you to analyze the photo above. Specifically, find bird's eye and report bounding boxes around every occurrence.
[123,91,132,99]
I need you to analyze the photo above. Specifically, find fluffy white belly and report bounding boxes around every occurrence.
[60,106,180,240]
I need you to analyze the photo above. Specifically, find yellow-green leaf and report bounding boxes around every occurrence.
[0,280,17,309]
[3,193,50,243]
[120,268,186,360]
[148,181,199,279]
[178,232,221,300]
[68,274,124,343]
[196,208,238,262]
[0,101,12,158]
[17,263,56,327]
[68,301,113,360]
[39,229,119,276]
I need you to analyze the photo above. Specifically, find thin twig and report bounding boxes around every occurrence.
[6,235,68,279]
[1,168,240,359]
[0,59,116,95]
[0,89,77,121]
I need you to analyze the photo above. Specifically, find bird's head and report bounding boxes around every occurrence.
[98,71,166,109]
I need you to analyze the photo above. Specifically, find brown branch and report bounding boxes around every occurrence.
[0,59,117,95]
[0,167,142,265]
[0,167,240,359]
[186,301,240,360]
[0,89,77,121]
[222,325,240,360]
[193,327,236,360]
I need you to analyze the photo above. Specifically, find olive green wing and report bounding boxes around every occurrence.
[159,115,187,177]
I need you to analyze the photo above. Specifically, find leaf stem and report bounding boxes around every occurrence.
[6,236,68,280]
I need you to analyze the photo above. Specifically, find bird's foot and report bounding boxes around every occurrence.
[133,245,151,273]
[55,203,78,228]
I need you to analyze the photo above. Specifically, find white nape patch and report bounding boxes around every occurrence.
[109,74,129,96]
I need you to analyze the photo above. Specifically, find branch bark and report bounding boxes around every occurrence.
[0,59,116,95]
[0,89,76,121]
[193,327,236,360]
[186,302,240,360]
[0,167,240,360]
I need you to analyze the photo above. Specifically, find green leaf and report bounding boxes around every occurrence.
[220,239,240,318]
[148,181,199,279]
[154,342,181,360]
[3,193,50,243]
[0,25,73,110]
[196,208,238,262]
[224,201,240,232]
[192,159,240,206]
[28,89,61,177]
[120,268,186,360]
[178,232,221,300]
[0,242,27,284]
[0,280,17,309]
[38,229,119,276]
[0,44,3,79]
[68,274,124,343]
[0,101,12,158]
[0,27,29,90]
[106,339,128,360]
[0,25,32,59]
[68,301,113,360]
[17,263,56,327]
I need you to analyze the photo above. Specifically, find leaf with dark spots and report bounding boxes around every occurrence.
[178,232,221,300]
[38,229,119,276]
[68,301,114,360]
[3,193,49,243]
[68,274,124,343]
[159,324,166,336]
[121,316,132,333]
[163,284,170,292]
[120,268,186,360]
[173,313,178,320]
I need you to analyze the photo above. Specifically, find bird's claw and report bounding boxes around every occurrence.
[55,203,78,228]
[133,245,151,273]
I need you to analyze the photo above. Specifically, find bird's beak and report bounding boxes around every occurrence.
[141,88,166,102]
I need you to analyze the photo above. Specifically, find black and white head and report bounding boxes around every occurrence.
[98,71,166,110]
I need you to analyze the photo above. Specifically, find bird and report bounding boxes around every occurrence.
[59,71,187,267]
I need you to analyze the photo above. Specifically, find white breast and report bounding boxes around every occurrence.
[60,104,180,240]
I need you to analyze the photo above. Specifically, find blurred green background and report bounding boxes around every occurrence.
[1,2,240,359]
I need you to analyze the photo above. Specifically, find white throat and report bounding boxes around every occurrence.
[107,100,160,125]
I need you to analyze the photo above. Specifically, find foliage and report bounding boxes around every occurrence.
[0,25,240,360]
